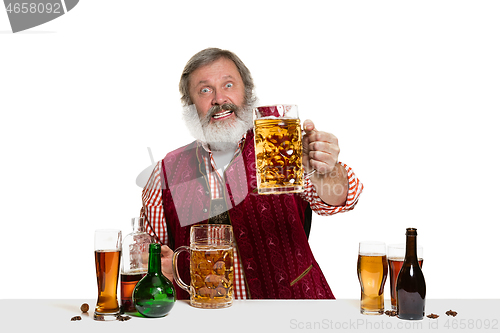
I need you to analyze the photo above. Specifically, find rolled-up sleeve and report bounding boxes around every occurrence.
[141,161,168,244]
[300,162,364,216]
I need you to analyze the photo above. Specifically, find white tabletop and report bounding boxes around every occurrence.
[1,298,498,332]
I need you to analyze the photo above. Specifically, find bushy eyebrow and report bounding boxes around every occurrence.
[193,75,235,89]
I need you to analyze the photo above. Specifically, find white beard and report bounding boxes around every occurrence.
[182,104,254,151]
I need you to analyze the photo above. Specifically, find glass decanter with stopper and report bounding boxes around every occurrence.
[120,217,152,313]
[133,243,176,317]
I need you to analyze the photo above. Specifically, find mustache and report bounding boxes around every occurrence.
[207,103,239,118]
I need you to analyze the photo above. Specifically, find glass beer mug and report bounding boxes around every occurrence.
[172,224,234,309]
[253,104,315,194]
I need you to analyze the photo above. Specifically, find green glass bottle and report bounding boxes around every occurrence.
[133,243,176,317]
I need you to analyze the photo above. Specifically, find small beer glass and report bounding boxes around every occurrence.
[94,229,122,320]
[172,224,234,309]
[387,243,423,310]
[253,104,314,194]
[357,241,388,315]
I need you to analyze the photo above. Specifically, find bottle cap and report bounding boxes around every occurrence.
[149,243,161,254]
[406,228,417,236]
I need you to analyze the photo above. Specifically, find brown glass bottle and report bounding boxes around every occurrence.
[396,228,426,320]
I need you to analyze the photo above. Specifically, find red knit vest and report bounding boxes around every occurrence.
[160,130,334,300]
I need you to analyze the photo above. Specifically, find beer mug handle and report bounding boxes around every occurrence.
[172,246,191,293]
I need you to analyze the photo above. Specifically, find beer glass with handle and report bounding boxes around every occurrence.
[94,229,122,321]
[357,241,388,315]
[172,224,234,309]
[253,104,316,194]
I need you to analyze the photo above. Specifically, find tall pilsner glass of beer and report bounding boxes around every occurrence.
[94,229,122,321]
[357,241,388,315]
[172,225,234,309]
[253,105,306,194]
[387,244,423,310]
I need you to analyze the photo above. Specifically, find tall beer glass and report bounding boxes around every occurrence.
[172,225,234,309]
[253,104,310,194]
[357,241,388,315]
[387,244,423,310]
[94,229,122,321]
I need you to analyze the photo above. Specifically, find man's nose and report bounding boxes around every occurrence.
[212,89,229,105]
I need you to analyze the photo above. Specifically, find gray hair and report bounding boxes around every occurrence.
[179,48,256,107]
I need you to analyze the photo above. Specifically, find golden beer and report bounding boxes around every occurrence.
[95,250,121,314]
[357,254,388,315]
[94,229,122,320]
[190,244,233,306]
[254,118,303,194]
[173,225,234,309]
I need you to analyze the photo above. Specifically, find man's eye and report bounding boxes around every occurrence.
[225,83,233,88]
[201,88,211,93]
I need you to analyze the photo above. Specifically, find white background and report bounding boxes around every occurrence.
[1,0,499,300]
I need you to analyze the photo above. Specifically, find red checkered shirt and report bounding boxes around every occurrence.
[141,135,363,299]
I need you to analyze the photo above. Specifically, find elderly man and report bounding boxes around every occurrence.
[141,48,363,300]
